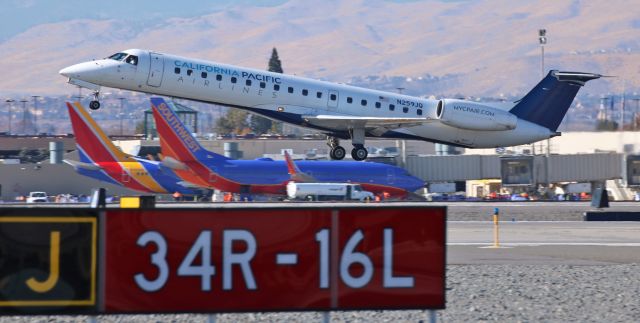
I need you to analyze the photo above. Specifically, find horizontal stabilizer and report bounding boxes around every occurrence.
[177,181,209,189]
[63,159,103,171]
[509,70,601,131]
[160,156,189,170]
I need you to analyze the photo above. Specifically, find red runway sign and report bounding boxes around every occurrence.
[104,206,445,313]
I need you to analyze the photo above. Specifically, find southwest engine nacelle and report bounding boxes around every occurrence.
[436,99,517,131]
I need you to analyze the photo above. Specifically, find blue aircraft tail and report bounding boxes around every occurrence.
[509,71,601,132]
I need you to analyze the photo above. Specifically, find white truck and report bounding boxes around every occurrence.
[286,182,375,201]
[26,191,48,203]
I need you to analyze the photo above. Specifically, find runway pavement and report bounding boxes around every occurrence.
[448,221,640,265]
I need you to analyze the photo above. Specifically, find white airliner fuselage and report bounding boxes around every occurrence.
[59,49,600,160]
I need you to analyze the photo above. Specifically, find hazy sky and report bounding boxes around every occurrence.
[0,0,287,41]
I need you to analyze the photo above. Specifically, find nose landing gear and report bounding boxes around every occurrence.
[89,91,101,110]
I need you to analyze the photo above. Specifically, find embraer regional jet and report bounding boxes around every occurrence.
[59,49,601,160]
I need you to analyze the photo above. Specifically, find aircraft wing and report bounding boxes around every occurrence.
[302,115,432,131]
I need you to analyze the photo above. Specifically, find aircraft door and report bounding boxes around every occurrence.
[147,52,164,87]
[327,90,339,111]
[121,168,130,183]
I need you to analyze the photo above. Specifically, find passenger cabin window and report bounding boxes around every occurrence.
[317,92,322,99]
[330,94,337,101]
[375,102,381,108]
[108,52,128,61]
[288,87,294,93]
[403,107,409,113]
[417,109,423,116]
[389,104,395,111]
[361,99,367,106]
[231,77,237,83]
[125,55,138,65]
[347,97,353,104]
[260,82,266,89]
[216,74,222,81]
[201,72,207,78]
[174,67,181,74]
[187,70,193,76]
[302,89,308,96]
[246,80,252,86]
[274,84,280,91]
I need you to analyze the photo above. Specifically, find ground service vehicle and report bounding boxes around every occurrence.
[286,182,375,201]
[26,191,48,203]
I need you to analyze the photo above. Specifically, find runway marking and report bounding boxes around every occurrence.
[449,242,640,246]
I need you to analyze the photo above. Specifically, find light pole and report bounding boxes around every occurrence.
[118,97,126,135]
[632,97,640,131]
[32,95,41,135]
[5,99,14,134]
[539,29,550,157]
[539,29,551,196]
[539,29,546,79]
[19,99,28,134]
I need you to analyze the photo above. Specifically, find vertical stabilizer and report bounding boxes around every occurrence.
[509,71,601,131]
[66,102,130,163]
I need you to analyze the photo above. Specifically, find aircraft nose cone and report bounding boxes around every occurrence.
[59,61,102,80]
[59,66,75,78]
[59,63,85,78]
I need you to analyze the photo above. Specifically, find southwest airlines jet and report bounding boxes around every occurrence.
[59,49,601,160]
[150,97,425,197]
[65,101,200,195]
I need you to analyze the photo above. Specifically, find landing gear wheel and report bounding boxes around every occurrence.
[89,100,101,110]
[351,146,368,161]
[330,146,346,160]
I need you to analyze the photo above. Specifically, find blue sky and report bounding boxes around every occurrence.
[0,0,287,41]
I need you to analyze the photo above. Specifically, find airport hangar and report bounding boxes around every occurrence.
[1,132,639,201]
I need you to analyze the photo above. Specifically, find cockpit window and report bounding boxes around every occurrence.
[108,52,128,61]
[125,55,138,66]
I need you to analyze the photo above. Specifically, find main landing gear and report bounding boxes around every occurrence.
[89,91,101,110]
[327,133,369,161]
[327,136,346,160]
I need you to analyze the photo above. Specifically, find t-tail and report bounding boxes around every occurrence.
[66,101,131,163]
[150,97,230,165]
[509,71,602,132]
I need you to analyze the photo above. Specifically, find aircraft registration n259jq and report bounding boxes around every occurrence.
[59,49,601,160]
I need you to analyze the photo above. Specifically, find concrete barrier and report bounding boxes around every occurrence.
[584,211,640,221]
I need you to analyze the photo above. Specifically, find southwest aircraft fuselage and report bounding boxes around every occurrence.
[60,49,600,160]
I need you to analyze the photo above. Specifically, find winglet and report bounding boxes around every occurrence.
[283,150,316,182]
[284,150,299,175]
